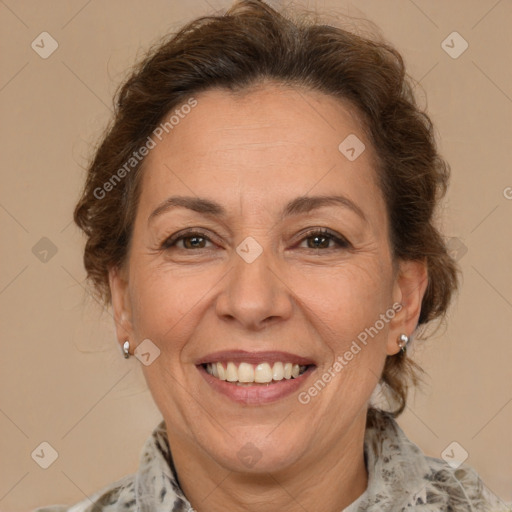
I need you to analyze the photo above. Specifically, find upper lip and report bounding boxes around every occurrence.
[196,350,316,366]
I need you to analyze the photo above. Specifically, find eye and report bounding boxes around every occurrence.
[297,228,351,250]
[160,230,214,250]
[159,227,351,253]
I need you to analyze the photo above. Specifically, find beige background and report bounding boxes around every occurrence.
[1,0,511,510]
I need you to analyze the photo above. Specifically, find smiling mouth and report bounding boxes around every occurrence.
[201,361,312,386]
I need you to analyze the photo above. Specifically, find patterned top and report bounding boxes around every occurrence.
[34,408,507,511]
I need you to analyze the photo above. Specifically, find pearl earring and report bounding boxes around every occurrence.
[123,340,130,359]
[397,334,409,354]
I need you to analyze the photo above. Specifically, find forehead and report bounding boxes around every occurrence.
[138,84,384,221]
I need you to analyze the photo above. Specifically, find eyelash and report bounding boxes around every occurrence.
[160,228,351,252]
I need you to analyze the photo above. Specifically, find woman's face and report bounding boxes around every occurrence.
[110,84,426,474]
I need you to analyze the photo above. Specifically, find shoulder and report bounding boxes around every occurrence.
[365,408,505,511]
[32,474,137,512]
[32,419,184,512]
[424,457,506,511]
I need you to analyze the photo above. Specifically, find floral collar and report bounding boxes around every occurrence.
[60,408,501,512]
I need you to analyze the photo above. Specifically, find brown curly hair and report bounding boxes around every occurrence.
[73,0,459,417]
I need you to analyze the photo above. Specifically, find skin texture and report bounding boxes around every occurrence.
[109,83,428,512]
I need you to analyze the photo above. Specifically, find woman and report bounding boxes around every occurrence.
[34,0,502,510]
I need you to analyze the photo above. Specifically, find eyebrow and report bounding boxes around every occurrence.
[147,194,367,225]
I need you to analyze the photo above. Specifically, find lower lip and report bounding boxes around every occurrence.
[197,364,316,405]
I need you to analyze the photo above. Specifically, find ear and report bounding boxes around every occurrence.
[386,259,428,356]
[108,265,135,353]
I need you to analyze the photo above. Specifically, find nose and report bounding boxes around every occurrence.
[215,245,294,331]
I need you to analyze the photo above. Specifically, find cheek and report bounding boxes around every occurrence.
[128,263,219,344]
[128,248,393,359]
[291,262,393,415]
[294,259,393,334]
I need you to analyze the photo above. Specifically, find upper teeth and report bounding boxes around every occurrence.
[205,362,307,383]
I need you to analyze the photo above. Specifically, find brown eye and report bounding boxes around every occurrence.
[299,229,351,250]
[307,234,330,249]
[181,235,207,249]
[161,231,213,250]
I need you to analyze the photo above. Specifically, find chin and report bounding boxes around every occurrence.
[208,434,306,474]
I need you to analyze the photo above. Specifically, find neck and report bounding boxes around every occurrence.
[168,408,369,512]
